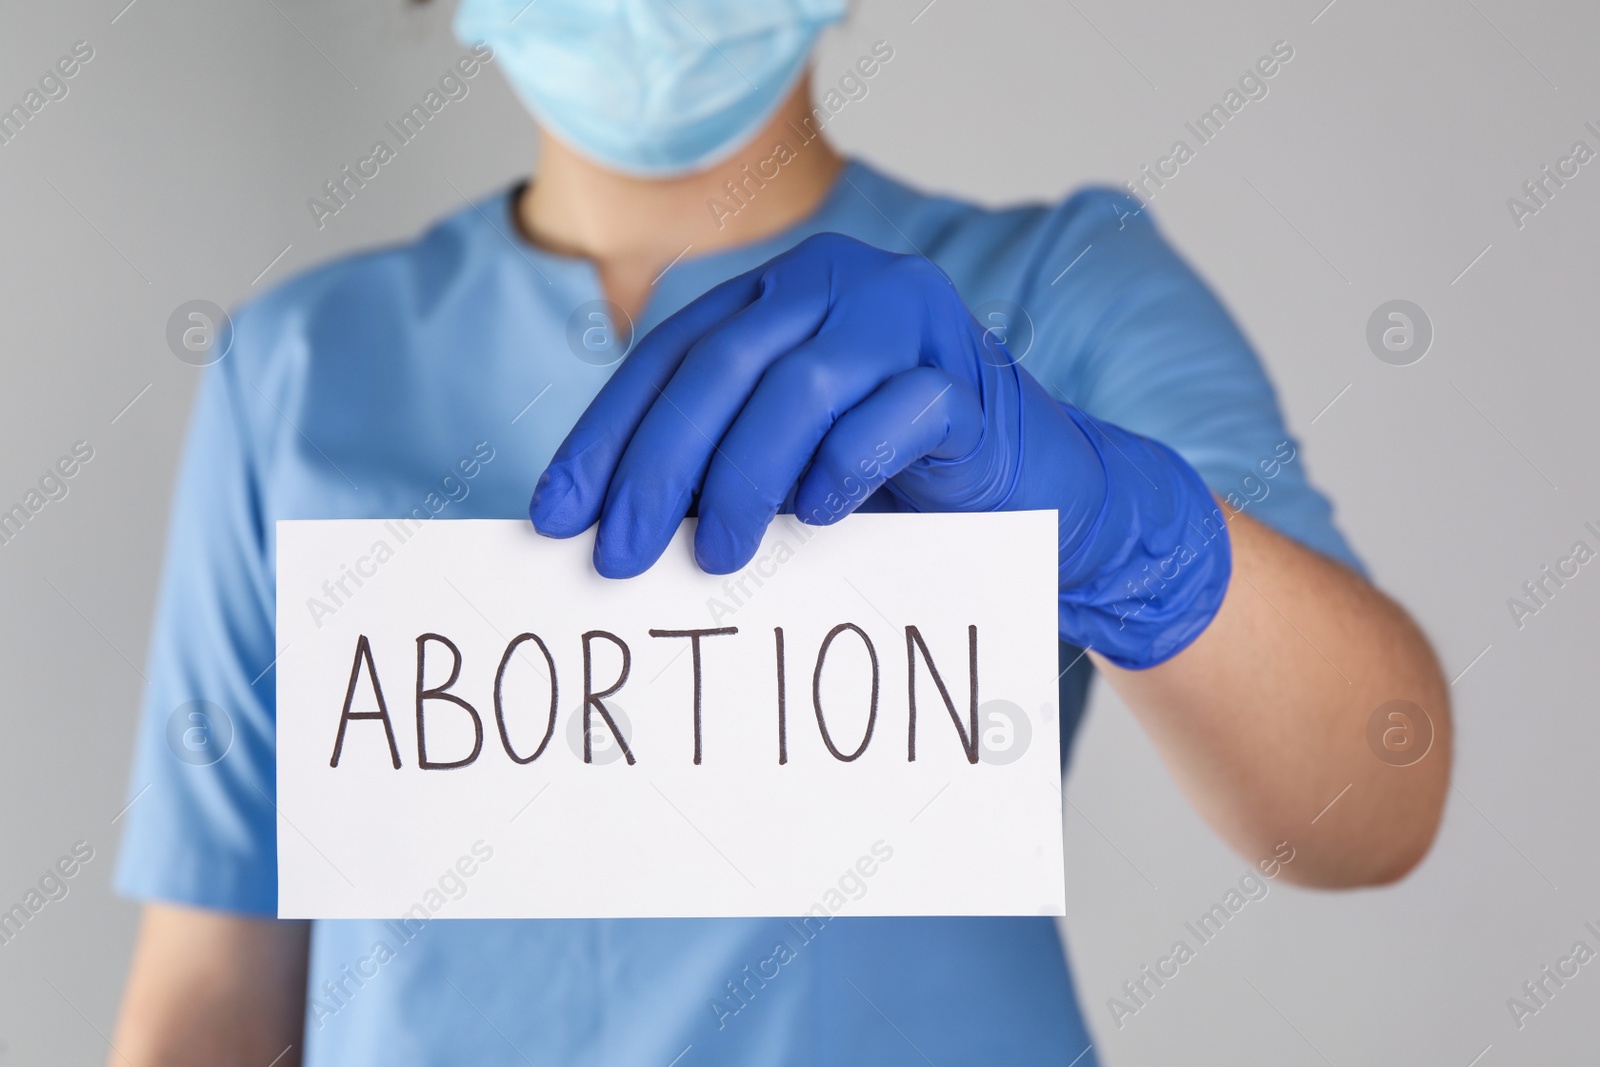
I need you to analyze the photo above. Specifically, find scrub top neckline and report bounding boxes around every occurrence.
[489,157,873,328]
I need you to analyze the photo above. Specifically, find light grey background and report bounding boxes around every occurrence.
[2,0,1596,1063]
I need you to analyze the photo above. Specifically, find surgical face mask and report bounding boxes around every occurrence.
[454,0,846,178]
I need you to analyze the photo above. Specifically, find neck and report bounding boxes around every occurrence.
[517,78,843,319]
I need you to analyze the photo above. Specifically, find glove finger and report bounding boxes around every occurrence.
[591,279,832,578]
[529,268,761,538]
[692,320,926,573]
[789,365,984,527]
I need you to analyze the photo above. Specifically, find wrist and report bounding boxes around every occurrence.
[1033,393,1232,669]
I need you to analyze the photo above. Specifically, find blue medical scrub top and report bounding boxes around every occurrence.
[115,159,1361,1066]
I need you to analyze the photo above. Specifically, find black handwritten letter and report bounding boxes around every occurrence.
[812,623,879,762]
[581,630,635,765]
[330,634,401,768]
[774,627,787,765]
[648,627,737,765]
[493,633,558,764]
[906,625,979,764]
[415,633,484,770]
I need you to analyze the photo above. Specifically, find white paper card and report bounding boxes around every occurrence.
[275,512,1064,919]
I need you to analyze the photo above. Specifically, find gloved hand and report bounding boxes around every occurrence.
[530,232,1231,669]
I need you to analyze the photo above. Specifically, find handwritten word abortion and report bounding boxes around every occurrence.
[328,624,986,770]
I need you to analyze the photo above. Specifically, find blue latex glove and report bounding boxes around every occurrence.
[530,233,1231,669]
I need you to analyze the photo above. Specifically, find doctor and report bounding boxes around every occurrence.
[110,1,1451,1064]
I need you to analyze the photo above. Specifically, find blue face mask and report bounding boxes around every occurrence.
[455,0,846,178]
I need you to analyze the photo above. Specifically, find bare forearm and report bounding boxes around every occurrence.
[1094,505,1451,887]
[111,904,310,1067]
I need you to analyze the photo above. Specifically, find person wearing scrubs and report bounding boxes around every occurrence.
[109,1,1453,1064]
